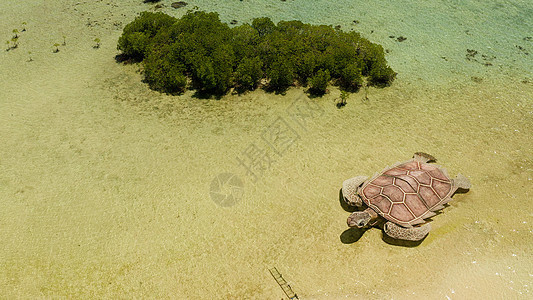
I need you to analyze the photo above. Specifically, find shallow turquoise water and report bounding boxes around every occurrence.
[185,0,533,84]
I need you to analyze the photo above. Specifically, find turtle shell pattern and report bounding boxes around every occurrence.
[360,160,453,227]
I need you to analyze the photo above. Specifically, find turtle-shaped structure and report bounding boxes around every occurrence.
[342,152,471,241]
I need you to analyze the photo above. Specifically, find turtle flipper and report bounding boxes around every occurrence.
[384,222,431,241]
[413,152,436,163]
[453,173,471,190]
[342,176,368,207]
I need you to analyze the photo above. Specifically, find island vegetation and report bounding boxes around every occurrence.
[117,11,396,96]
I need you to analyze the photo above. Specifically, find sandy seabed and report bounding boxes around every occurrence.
[1,0,532,299]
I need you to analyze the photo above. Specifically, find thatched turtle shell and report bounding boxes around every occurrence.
[360,160,453,227]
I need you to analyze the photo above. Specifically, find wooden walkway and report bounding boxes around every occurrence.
[269,267,299,299]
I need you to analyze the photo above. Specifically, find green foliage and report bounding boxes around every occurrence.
[235,56,263,91]
[175,12,232,63]
[10,37,19,49]
[356,42,396,86]
[190,44,235,95]
[368,61,396,87]
[267,59,294,93]
[116,10,396,97]
[118,32,148,56]
[296,52,318,83]
[340,90,349,102]
[144,44,187,94]
[252,17,275,37]
[93,38,101,49]
[169,11,235,95]
[308,69,330,95]
[337,89,350,108]
[359,40,396,86]
[230,24,259,60]
[340,63,363,91]
[117,11,177,59]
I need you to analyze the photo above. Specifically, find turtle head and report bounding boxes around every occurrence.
[347,208,378,228]
[347,211,372,228]
[342,176,368,207]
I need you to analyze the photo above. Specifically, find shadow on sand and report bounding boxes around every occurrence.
[382,233,426,247]
[339,188,367,244]
[340,227,367,244]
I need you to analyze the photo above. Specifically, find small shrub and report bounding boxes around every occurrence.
[337,90,349,108]
[340,90,349,102]
[93,38,101,48]
[308,69,330,95]
[368,61,396,87]
[10,37,19,49]
[340,63,363,91]
[234,56,263,91]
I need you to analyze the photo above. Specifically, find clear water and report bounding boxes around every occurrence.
[0,0,532,298]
